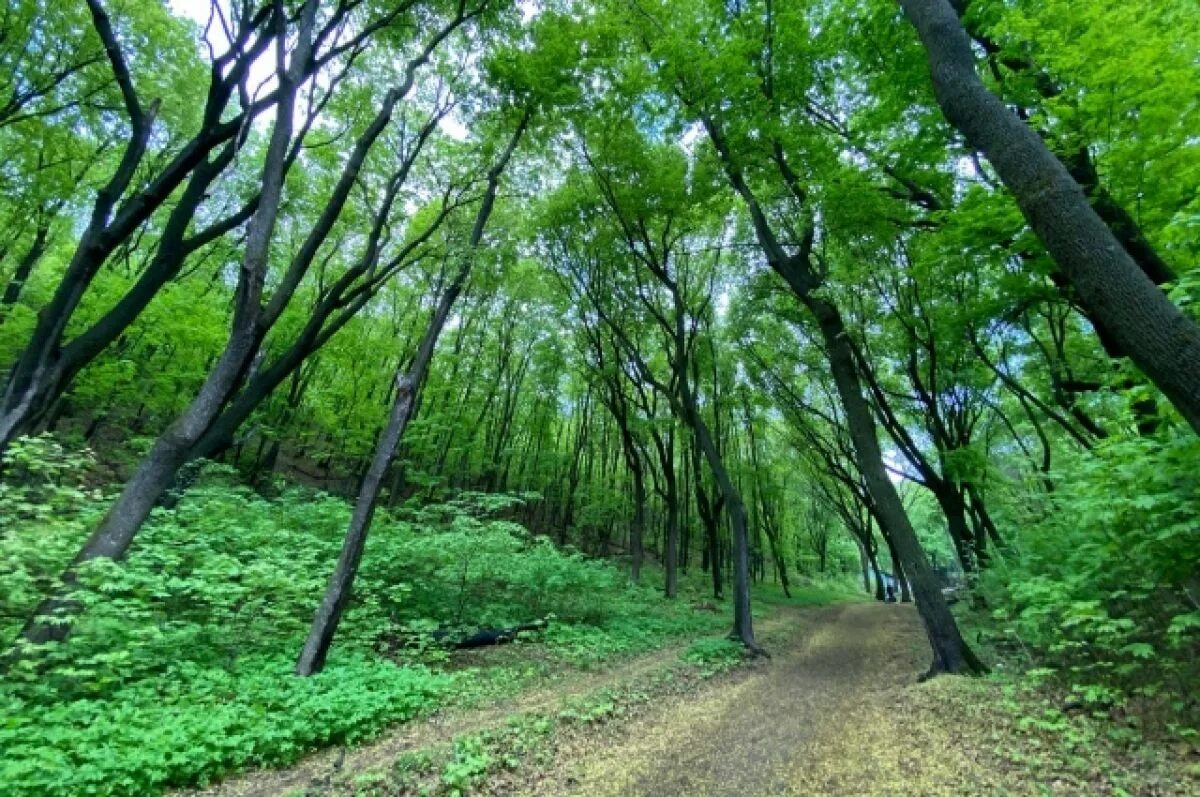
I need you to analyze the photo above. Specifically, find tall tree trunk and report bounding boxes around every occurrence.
[808,295,977,672]
[18,4,319,645]
[560,390,590,547]
[678,364,757,651]
[884,532,912,604]
[629,456,646,582]
[692,438,723,600]
[295,108,529,675]
[697,106,982,674]
[295,356,424,673]
[932,484,976,572]
[899,0,1200,435]
[745,404,790,598]
[663,475,679,598]
[648,426,679,598]
[856,539,872,593]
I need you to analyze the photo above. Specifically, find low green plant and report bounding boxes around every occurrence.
[979,430,1200,730]
[440,734,491,795]
[681,637,746,675]
[0,450,775,796]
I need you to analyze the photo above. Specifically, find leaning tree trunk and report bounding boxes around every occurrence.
[807,294,982,674]
[680,382,758,652]
[0,214,52,322]
[696,106,980,674]
[899,0,1200,435]
[296,270,466,676]
[18,4,317,645]
[296,108,530,675]
[294,372,416,675]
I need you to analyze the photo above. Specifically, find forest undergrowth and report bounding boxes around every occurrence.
[0,436,856,797]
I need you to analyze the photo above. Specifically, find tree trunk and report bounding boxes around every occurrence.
[296,107,530,674]
[647,426,680,597]
[679,377,757,652]
[807,295,977,673]
[900,0,1200,435]
[630,470,645,578]
[0,214,52,322]
[933,484,976,572]
[697,105,980,674]
[295,374,415,675]
[856,539,872,593]
[18,5,318,644]
[661,456,679,597]
[692,439,723,600]
[745,404,791,598]
[871,552,886,601]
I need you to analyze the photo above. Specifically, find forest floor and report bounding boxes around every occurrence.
[184,602,1197,797]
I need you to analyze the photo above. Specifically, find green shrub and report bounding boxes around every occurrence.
[0,453,706,795]
[0,654,453,795]
[681,637,745,675]
[980,430,1200,723]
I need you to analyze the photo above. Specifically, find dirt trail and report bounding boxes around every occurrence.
[520,601,992,797]
[187,603,1194,797]
[183,610,803,797]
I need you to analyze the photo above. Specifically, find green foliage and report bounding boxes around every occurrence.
[0,434,101,519]
[681,637,745,675]
[440,734,492,794]
[1,655,452,796]
[980,430,1200,723]
[0,456,725,796]
[372,499,623,630]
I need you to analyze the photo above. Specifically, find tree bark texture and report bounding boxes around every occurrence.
[899,0,1200,435]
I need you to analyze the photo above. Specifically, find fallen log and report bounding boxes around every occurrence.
[433,619,549,649]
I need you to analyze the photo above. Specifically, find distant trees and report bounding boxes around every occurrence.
[546,121,760,650]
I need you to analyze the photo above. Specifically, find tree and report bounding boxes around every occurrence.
[544,122,761,651]
[17,0,489,645]
[897,0,1200,435]
[296,106,530,674]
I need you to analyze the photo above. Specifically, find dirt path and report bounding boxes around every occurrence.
[519,602,1197,797]
[187,602,1194,797]
[520,601,998,797]
[182,609,804,797]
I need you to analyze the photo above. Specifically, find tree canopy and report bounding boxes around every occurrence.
[0,0,1197,793]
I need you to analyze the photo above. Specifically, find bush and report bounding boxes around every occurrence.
[681,637,745,675]
[980,430,1200,724]
[0,455,684,796]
